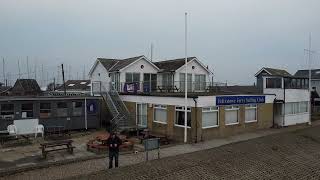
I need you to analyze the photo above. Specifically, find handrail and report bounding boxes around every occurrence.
[101,86,120,130]
[110,83,130,115]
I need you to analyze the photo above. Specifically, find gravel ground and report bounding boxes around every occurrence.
[1,124,318,180]
[70,126,320,180]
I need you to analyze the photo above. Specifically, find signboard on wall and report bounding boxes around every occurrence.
[216,96,265,106]
[86,100,97,114]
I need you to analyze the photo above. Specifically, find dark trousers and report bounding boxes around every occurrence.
[109,150,119,169]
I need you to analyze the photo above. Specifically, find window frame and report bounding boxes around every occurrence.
[266,77,282,89]
[195,74,206,91]
[202,106,219,129]
[125,72,140,83]
[245,104,258,123]
[72,101,83,116]
[0,104,14,118]
[57,102,68,117]
[21,103,34,118]
[225,105,240,126]
[174,106,191,128]
[153,104,167,124]
[39,102,52,118]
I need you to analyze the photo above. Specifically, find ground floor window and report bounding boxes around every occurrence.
[154,105,167,124]
[1,104,14,118]
[285,101,309,115]
[57,102,68,117]
[202,106,219,128]
[21,103,33,118]
[225,106,239,125]
[245,104,257,123]
[40,103,51,118]
[175,106,191,127]
[137,103,147,127]
[73,102,83,116]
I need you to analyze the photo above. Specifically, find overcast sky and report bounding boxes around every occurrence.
[1,0,320,86]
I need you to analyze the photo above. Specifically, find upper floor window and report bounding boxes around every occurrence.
[266,78,282,88]
[284,78,308,89]
[125,73,140,83]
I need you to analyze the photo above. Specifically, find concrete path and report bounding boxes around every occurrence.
[1,122,318,180]
[76,124,320,180]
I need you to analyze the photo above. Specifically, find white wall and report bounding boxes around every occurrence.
[284,113,309,126]
[120,95,195,107]
[89,61,110,90]
[120,57,159,83]
[121,94,275,107]
[262,76,309,102]
[285,89,309,102]
[175,59,211,83]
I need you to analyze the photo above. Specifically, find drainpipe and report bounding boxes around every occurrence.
[193,97,198,143]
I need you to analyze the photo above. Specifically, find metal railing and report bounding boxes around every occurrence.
[113,81,227,93]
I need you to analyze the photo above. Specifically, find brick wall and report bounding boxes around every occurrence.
[200,103,273,141]
[123,101,274,143]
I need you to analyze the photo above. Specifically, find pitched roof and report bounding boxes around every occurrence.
[154,57,196,72]
[97,55,144,72]
[56,80,91,91]
[13,79,41,92]
[295,69,320,79]
[255,67,292,77]
[109,56,143,72]
[0,86,11,94]
[97,58,118,70]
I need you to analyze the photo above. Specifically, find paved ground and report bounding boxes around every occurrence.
[0,123,316,180]
[71,125,320,180]
[0,130,103,171]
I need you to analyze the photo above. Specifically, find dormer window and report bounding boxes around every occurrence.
[266,78,282,88]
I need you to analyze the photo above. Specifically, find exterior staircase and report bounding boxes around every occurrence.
[100,83,134,132]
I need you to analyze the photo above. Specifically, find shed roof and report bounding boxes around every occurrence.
[255,67,292,77]
[13,79,41,93]
[56,80,91,91]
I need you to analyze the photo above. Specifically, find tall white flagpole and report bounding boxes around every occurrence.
[308,33,312,125]
[184,12,188,143]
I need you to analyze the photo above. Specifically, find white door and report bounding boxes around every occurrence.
[137,103,147,127]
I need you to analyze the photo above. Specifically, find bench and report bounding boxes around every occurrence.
[40,139,75,159]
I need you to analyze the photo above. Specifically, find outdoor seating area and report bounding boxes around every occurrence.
[86,132,134,153]
[40,139,75,159]
[5,119,44,138]
[139,129,170,145]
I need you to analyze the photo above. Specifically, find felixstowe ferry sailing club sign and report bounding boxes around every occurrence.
[216,96,265,106]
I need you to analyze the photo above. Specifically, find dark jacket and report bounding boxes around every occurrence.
[106,135,122,152]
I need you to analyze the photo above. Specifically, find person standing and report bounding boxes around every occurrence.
[106,132,122,169]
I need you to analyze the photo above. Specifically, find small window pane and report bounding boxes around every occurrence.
[21,103,33,118]
[40,103,51,118]
[57,102,68,117]
[202,111,218,128]
[266,78,282,88]
[154,108,167,123]
[225,109,238,124]
[1,104,14,117]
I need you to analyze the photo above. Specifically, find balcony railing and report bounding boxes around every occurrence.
[112,81,227,94]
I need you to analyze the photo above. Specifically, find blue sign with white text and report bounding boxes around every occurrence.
[216,96,265,106]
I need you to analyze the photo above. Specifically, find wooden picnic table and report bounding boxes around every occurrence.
[140,131,169,145]
[40,139,75,159]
